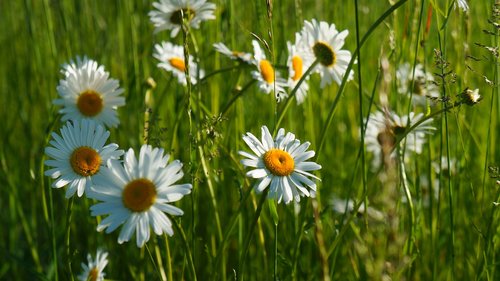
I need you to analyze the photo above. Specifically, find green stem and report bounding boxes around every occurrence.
[393,101,463,151]
[220,80,256,116]
[237,188,270,278]
[199,64,250,84]
[354,0,368,229]
[165,235,173,281]
[198,146,223,242]
[273,60,319,134]
[274,223,278,281]
[65,197,74,281]
[154,241,167,281]
[398,148,416,255]
[316,0,410,158]
[171,217,197,281]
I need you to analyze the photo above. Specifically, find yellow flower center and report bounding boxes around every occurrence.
[170,8,195,25]
[169,57,186,72]
[88,267,99,281]
[70,146,101,177]
[263,148,295,176]
[291,55,303,81]
[77,90,104,117]
[259,60,275,83]
[312,41,336,67]
[122,178,157,212]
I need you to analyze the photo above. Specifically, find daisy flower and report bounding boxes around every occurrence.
[298,19,353,88]
[77,249,109,281]
[88,145,192,247]
[364,111,436,169]
[54,56,125,128]
[154,41,204,86]
[455,0,469,12]
[149,0,216,37]
[287,32,313,104]
[44,119,123,198]
[60,56,94,77]
[213,42,253,64]
[250,40,288,101]
[239,126,322,204]
[396,62,439,106]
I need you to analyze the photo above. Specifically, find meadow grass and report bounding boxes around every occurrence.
[1,0,499,280]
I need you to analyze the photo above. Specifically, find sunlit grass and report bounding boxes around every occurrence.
[1,0,499,280]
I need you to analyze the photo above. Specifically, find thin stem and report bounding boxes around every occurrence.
[316,0,410,158]
[273,60,319,134]
[164,235,173,281]
[398,148,416,254]
[154,241,167,281]
[48,163,58,281]
[65,197,74,281]
[220,80,256,116]
[392,101,463,151]
[171,217,197,281]
[274,223,278,281]
[198,146,223,242]
[199,64,249,84]
[237,188,270,278]
[354,0,368,228]
[145,243,166,281]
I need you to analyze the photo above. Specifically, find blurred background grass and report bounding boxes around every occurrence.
[0,0,499,280]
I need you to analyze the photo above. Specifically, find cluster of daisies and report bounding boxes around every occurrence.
[149,0,354,104]
[213,19,354,104]
[214,19,354,104]
[46,54,193,247]
[45,55,193,279]
[43,0,476,279]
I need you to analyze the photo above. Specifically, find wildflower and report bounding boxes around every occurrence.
[89,145,192,247]
[298,19,353,88]
[149,0,216,37]
[77,249,108,281]
[396,63,439,106]
[287,32,313,104]
[455,0,469,12]
[250,40,288,101]
[55,57,125,128]
[364,111,436,169]
[44,120,123,198]
[461,88,481,105]
[239,126,322,204]
[154,41,204,85]
[213,42,253,64]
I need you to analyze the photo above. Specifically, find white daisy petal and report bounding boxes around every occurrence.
[89,144,191,247]
[240,125,321,204]
[44,120,121,198]
[54,56,125,128]
[298,19,354,88]
[251,40,288,99]
[77,249,109,281]
[153,41,204,86]
[149,0,216,36]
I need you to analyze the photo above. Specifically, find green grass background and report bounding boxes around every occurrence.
[1,0,499,280]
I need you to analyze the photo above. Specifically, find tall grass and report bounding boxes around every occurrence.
[1,0,499,280]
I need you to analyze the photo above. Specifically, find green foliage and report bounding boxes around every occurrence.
[0,0,499,280]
